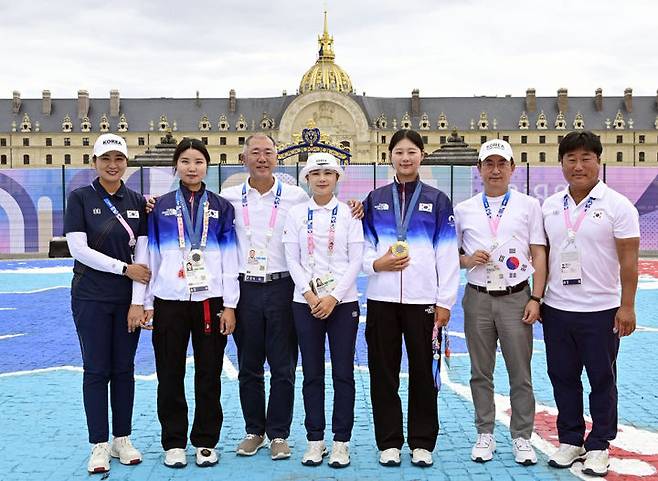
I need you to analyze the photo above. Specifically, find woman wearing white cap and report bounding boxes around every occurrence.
[282,152,364,468]
[64,133,150,474]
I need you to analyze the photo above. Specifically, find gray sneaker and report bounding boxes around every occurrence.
[236,434,266,456]
[270,438,291,460]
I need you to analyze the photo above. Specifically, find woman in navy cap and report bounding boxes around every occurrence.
[64,133,150,474]
[133,137,239,469]
[283,152,364,468]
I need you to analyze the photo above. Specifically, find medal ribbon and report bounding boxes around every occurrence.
[241,180,283,247]
[562,194,595,239]
[392,181,422,242]
[307,204,338,270]
[176,189,209,250]
[90,182,136,258]
[431,324,451,390]
[482,190,510,239]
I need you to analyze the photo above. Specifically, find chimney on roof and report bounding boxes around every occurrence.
[595,88,603,112]
[12,91,21,114]
[411,89,420,117]
[42,90,52,115]
[557,88,568,113]
[525,88,536,113]
[624,88,633,113]
[195,90,201,107]
[77,90,89,119]
[110,89,120,117]
[229,89,237,113]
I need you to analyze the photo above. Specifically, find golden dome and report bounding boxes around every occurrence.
[299,12,354,95]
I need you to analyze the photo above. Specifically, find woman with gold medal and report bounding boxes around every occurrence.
[131,138,239,469]
[361,129,460,467]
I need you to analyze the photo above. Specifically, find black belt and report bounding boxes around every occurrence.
[238,271,291,283]
[468,280,528,297]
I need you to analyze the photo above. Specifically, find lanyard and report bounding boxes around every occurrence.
[175,189,209,250]
[392,181,422,242]
[241,180,283,247]
[563,194,594,240]
[482,191,511,239]
[90,182,136,256]
[306,204,338,269]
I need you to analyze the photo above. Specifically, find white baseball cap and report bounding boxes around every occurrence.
[478,139,513,162]
[93,133,128,158]
[300,152,345,180]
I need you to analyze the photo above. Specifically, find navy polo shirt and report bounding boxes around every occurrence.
[64,178,147,304]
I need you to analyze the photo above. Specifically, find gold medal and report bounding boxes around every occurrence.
[391,240,409,258]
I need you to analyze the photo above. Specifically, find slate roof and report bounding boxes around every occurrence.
[1,93,657,133]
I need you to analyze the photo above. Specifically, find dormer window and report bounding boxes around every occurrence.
[573,112,585,130]
[375,114,387,129]
[99,114,110,132]
[199,115,211,131]
[536,111,547,129]
[419,113,430,130]
[401,112,411,129]
[20,113,32,132]
[61,114,73,133]
[80,117,91,133]
[236,114,247,131]
[159,115,169,132]
[478,112,489,130]
[518,112,529,130]
[117,113,128,132]
[218,114,229,131]
[554,112,566,130]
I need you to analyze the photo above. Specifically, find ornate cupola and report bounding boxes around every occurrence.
[299,11,354,94]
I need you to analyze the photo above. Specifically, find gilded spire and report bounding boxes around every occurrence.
[318,10,335,61]
[299,10,353,94]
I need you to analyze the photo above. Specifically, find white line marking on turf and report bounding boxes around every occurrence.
[0,333,24,340]
[636,325,658,333]
[0,307,17,311]
[440,363,657,478]
[0,286,69,294]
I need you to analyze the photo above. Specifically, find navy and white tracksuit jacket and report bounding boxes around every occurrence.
[362,178,460,309]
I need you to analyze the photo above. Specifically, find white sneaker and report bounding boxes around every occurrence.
[164,448,187,468]
[301,440,327,466]
[379,447,401,466]
[411,448,433,467]
[582,449,609,477]
[88,442,111,474]
[471,433,496,463]
[110,436,142,465]
[548,443,586,468]
[512,437,537,465]
[328,441,350,468]
[195,447,218,467]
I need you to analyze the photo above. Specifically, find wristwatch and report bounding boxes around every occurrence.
[530,295,543,303]
[122,263,128,276]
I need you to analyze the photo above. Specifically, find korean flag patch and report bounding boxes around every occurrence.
[126,210,139,218]
[419,203,433,213]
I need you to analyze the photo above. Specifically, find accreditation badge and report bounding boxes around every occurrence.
[185,249,209,293]
[390,240,409,258]
[560,248,583,285]
[310,273,337,298]
[485,261,507,291]
[244,248,268,283]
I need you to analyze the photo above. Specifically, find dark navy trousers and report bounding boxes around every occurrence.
[292,301,359,442]
[233,277,297,440]
[72,298,140,444]
[542,304,620,451]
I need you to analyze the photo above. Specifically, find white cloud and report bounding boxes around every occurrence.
[1,0,657,99]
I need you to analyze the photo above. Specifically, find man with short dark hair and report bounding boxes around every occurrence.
[542,131,640,477]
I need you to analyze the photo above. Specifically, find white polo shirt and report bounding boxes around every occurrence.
[221,177,309,274]
[282,196,364,304]
[542,181,640,312]
[455,189,546,287]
